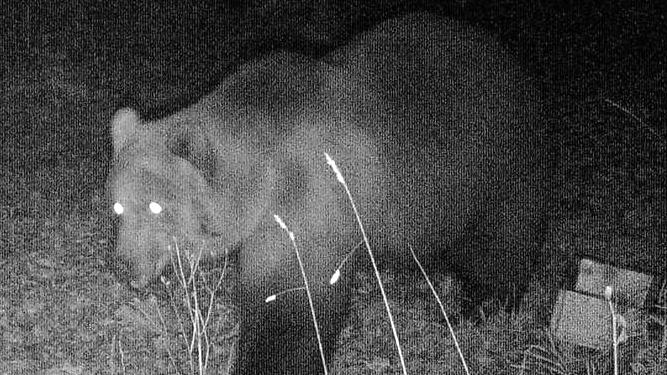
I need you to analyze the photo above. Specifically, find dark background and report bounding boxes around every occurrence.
[0,0,665,373]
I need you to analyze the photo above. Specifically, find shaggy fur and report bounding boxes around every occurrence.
[108,13,548,375]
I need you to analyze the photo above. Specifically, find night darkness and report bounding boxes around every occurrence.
[1,1,666,374]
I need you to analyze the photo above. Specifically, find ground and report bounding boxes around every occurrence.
[1,2,665,374]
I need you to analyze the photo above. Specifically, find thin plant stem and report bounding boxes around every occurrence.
[325,153,407,375]
[274,214,329,375]
[408,244,470,375]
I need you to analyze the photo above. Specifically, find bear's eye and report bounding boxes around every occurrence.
[149,201,163,215]
[113,202,124,215]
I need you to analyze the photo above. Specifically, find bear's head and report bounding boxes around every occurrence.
[107,108,233,288]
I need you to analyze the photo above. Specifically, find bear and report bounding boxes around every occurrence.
[107,12,548,375]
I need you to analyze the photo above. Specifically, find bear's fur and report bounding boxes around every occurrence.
[108,13,548,375]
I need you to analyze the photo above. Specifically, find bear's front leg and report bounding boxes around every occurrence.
[233,225,351,375]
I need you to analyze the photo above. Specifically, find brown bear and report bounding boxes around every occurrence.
[108,12,548,375]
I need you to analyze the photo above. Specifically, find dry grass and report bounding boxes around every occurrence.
[1,2,665,374]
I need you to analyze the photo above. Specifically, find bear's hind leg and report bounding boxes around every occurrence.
[477,185,547,314]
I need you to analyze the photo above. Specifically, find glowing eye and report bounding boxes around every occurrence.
[149,201,163,215]
[113,202,124,215]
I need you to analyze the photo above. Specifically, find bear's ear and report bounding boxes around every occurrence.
[111,108,141,153]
